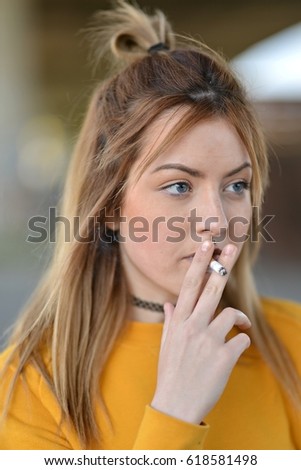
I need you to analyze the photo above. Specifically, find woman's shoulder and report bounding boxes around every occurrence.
[261,296,301,326]
[0,342,52,384]
[260,296,301,366]
[0,345,17,371]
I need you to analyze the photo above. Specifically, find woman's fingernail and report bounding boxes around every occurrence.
[224,244,237,256]
[239,311,251,325]
[201,240,212,252]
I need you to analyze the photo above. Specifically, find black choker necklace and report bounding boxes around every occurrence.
[132,296,164,313]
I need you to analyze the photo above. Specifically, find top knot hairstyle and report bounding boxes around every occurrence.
[85,0,175,65]
[4,0,301,449]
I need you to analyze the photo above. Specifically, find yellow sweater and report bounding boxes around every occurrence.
[0,297,300,450]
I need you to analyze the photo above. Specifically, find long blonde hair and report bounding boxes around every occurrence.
[2,0,301,448]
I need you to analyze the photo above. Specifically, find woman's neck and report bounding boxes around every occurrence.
[130,305,164,323]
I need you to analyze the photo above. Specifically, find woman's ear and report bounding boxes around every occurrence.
[99,206,123,245]
[105,220,119,231]
[100,205,122,232]
[104,212,121,232]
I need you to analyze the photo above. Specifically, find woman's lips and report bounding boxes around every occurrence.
[183,248,226,275]
[212,248,221,260]
[184,247,222,261]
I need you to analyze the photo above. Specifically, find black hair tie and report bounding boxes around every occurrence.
[147,42,169,54]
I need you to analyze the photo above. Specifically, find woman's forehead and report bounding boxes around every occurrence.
[126,113,251,188]
[142,115,249,165]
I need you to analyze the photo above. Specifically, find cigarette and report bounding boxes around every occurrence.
[209,259,227,276]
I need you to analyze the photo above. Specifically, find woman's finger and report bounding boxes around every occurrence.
[174,240,215,321]
[191,243,239,325]
[209,307,251,341]
[225,332,252,365]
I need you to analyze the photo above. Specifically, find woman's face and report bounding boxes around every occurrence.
[117,113,252,305]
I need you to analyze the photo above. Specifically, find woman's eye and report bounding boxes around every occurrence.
[226,181,250,194]
[163,182,192,195]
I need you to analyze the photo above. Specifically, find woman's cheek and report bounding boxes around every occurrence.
[227,203,251,246]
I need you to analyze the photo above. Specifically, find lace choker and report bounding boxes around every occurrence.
[131,296,164,313]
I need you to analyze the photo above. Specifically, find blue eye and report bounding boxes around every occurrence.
[227,181,250,194]
[163,182,192,195]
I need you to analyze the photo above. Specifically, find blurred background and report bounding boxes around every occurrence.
[1,0,301,342]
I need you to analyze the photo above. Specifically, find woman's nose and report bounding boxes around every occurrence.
[190,195,228,242]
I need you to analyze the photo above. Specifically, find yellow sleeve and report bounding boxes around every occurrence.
[132,405,209,450]
[0,351,80,450]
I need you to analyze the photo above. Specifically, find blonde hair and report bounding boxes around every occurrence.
[2,0,300,448]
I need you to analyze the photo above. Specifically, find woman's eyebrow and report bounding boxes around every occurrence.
[151,162,252,178]
[151,163,201,177]
[225,162,252,177]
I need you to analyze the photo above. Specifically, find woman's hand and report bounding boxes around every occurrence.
[151,240,251,425]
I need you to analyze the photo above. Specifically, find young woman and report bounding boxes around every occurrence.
[0,0,300,450]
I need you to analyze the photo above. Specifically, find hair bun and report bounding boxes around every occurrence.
[85,0,175,67]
